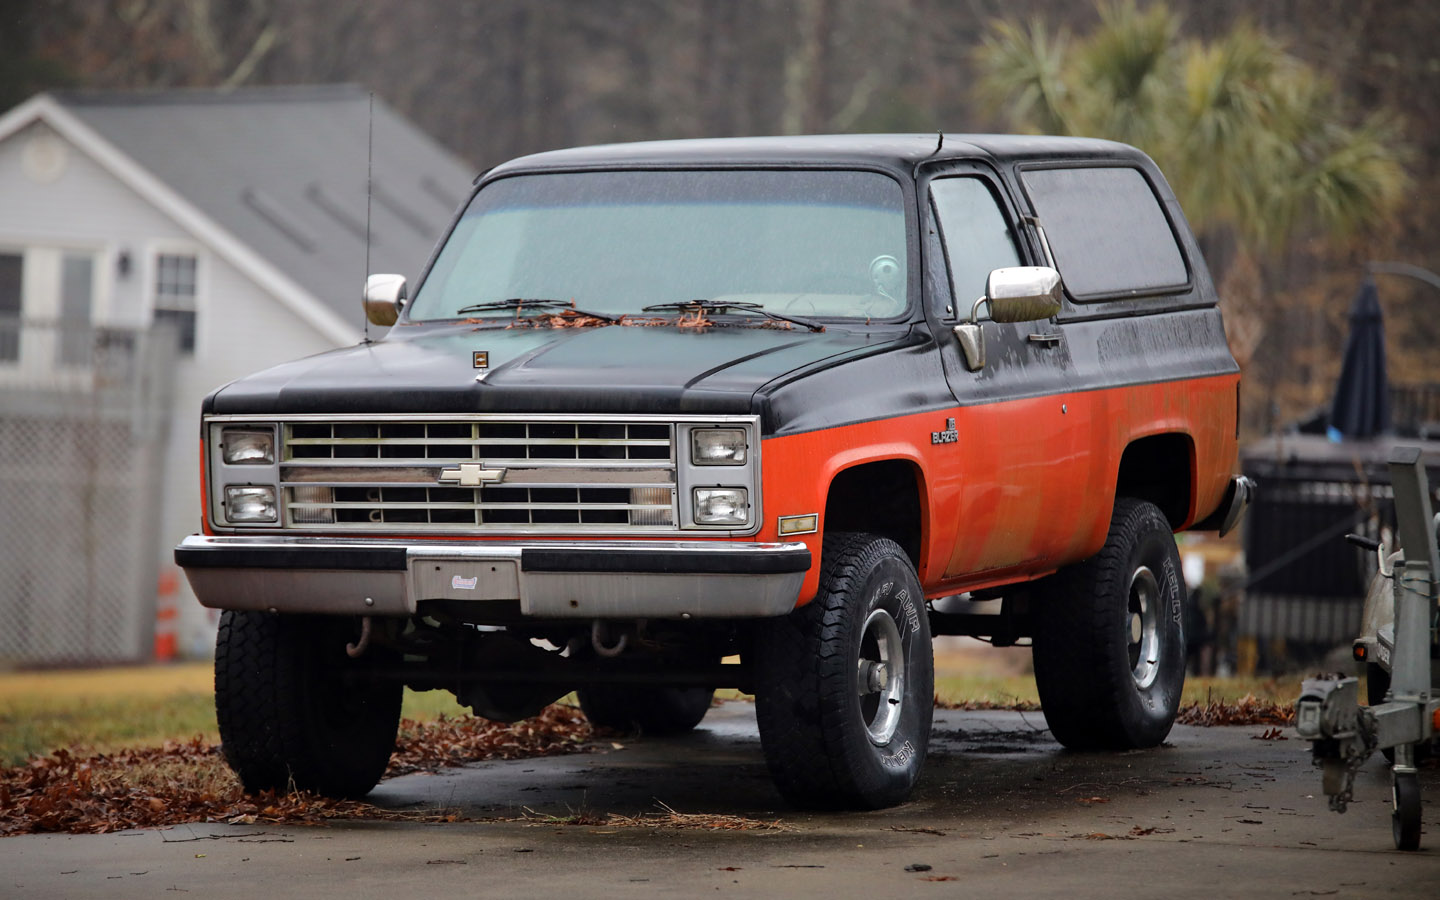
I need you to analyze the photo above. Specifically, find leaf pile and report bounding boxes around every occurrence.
[933,692,1296,726]
[1176,693,1294,727]
[387,705,592,776]
[502,309,616,329]
[525,801,791,832]
[933,694,1041,712]
[0,706,593,836]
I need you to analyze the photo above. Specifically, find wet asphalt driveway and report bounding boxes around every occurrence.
[5,703,1438,898]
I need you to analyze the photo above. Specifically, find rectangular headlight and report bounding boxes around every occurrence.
[693,487,748,525]
[222,428,275,465]
[691,428,748,466]
[225,485,277,523]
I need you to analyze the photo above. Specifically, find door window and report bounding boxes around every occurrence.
[929,177,1022,320]
[58,253,94,365]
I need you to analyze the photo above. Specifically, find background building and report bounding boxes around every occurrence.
[0,85,473,662]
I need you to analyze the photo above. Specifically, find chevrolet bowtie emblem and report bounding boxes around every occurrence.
[438,463,507,486]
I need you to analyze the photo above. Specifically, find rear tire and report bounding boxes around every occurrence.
[214,610,402,798]
[753,532,933,809]
[577,684,715,735]
[1032,498,1186,750]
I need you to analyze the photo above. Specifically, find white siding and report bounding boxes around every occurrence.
[0,119,348,657]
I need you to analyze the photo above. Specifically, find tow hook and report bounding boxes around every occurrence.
[591,619,629,658]
[346,616,373,658]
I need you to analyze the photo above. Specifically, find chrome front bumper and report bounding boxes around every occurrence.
[175,535,811,619]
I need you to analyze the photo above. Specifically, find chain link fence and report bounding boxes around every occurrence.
[0,318,175,666]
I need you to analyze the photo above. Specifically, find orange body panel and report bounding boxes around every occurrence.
[753,372,1239,606]
[197,374,1237,613]
[199,439,213,536]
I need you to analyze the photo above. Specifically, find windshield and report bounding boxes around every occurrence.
[407,169,909,322]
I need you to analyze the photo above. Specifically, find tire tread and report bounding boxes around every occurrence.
[1032,498,1183,750]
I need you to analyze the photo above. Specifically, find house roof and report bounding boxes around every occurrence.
[0,84,474,343]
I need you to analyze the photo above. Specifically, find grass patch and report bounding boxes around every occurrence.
[932,673,1304,710]
[0,663,470,766]
[1,659,1311,766]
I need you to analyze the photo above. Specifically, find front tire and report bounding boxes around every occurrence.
[753,533,933,809]
[214,610,402,798]
[1032,498,1186,750]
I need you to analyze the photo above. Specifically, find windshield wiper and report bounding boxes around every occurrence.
[640,299,824,333]
[455,298,619,323]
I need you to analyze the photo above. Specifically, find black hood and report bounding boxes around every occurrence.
[207,322,906,418]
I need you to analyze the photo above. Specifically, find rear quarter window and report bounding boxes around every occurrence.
[1020,166,1188,301]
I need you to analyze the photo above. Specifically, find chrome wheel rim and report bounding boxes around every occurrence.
[1128,566,1161,690]
[857,608,906,744]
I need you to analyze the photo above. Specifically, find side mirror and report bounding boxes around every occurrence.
[953,266,1063,371]
[363,274,407,327]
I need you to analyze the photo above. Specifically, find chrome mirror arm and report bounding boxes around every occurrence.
[954,295,988,372]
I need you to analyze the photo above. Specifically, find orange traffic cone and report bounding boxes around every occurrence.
[155,568,179,662]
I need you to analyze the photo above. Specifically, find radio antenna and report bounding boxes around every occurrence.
[362,91,375,344]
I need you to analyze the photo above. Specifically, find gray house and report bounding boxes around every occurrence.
[0,85,474,663]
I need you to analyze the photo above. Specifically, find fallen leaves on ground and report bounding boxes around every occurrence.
[934,692,1295,726]
[1175,693,1294,727]
[0,705,592,837]
[386,705,592,776]
[933,694,1041,712]
[520,801,791,832]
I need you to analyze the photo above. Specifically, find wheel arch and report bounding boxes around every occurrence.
[822,456,927,571]
[1113,431,1196,530]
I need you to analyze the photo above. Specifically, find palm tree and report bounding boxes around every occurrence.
[973,1,1408,253]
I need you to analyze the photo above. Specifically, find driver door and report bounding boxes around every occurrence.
[924,170,1092,581]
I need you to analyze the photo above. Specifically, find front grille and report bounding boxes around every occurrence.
[278,419,677,531]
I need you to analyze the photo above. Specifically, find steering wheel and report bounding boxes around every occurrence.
[868,254,903,314]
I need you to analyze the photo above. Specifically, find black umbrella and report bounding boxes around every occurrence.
[1328,277,1390,439]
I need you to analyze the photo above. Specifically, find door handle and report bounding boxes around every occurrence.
[1028,332,1062,346]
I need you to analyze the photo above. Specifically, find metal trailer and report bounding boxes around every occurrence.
[1296,446,1440,850]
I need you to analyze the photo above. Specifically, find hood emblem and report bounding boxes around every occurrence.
[473,350,491,383]
[439,463,507,486]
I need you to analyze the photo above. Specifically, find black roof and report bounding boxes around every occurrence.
[490,133,1147,178]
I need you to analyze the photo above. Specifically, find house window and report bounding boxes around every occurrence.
[154,252,197,353]
[0,252,21,362]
